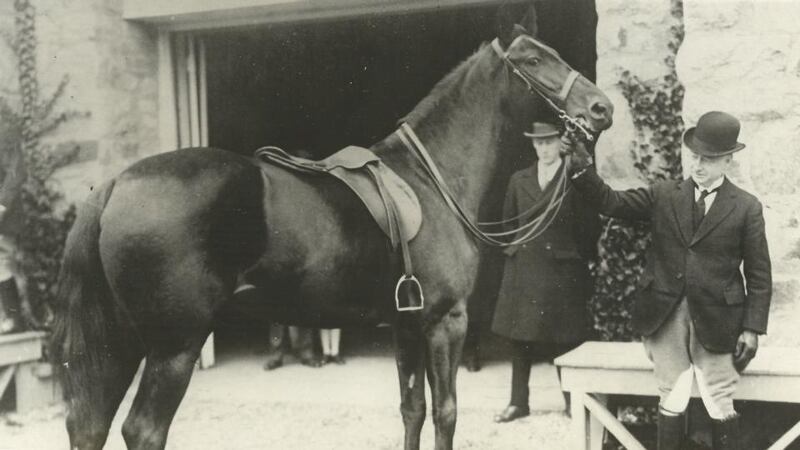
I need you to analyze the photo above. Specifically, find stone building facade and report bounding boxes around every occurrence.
[0,0,160,205]
[597,0,800,346]
[1,0,798,343]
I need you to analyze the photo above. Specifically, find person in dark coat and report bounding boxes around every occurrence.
[492,121,600,423]
[563,111,771,450]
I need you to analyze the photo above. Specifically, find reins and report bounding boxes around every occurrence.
[395,37,594,248]
[397,124,572,248]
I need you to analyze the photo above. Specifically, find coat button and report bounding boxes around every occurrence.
[676,273,684,280]
[545,243,552,250]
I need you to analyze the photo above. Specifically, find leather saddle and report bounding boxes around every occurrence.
[254,146,424,311]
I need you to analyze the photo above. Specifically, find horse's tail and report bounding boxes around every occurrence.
[51,180,118,406]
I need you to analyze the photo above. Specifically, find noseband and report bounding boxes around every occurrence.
[491,36,594,143]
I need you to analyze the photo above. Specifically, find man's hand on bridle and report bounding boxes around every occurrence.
[559,133,593,176]
[734,329,759,372]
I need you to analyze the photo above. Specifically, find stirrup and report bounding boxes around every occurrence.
[395,274,424,312]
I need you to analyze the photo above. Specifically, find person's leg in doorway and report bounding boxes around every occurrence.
[291,326,321,367]
[461,322,481,372]
[320,329,345,365]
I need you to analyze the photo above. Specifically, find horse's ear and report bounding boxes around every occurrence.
[520,3,539,38]
[495,3,517,47]
[496,2,538,46]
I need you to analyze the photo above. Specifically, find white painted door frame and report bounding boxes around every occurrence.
[157,30,216,369]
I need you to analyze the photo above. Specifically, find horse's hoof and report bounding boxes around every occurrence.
[263,358,284,371]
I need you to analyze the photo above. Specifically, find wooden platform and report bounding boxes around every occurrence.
[0,331,59,413]
[555,341,800,450]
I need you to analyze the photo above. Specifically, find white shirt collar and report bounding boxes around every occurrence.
[537,160,561,188]
[693,175,725,193]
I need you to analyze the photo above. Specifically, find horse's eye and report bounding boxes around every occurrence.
[528,56,541,65]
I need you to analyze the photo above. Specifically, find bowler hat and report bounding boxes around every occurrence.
[523,122,559,138]
[682,111,745,157]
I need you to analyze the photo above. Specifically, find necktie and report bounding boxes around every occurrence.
[692,188,717,232]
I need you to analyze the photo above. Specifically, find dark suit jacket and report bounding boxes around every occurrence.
[572,170,772,353]
[492,163,600,343]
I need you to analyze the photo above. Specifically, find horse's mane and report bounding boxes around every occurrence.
[401,43,498,130]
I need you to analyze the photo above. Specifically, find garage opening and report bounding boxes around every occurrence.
[199,5,500,362]
[202,6,501,158]
[190,0,598,364]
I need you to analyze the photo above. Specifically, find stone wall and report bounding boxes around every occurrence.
[0,0,160,205]
[596,0,800,346]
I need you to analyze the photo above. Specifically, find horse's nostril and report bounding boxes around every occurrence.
[590,102,609,118]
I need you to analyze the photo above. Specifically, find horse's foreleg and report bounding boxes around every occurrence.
[121,336,206,450]
[393,314,427,450]
[425,300,468,450]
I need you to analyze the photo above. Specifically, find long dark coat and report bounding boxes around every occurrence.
[491,163,600,343]
[572,171,772,353]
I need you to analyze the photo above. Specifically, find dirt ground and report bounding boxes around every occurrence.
[0,331,573,449]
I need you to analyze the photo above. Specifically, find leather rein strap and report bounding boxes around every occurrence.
[397,124,570,248]
[394,37,597,248]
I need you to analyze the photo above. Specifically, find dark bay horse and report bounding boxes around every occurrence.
[52,18,613,450]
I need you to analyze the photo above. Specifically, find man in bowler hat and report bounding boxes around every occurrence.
[563,111,772,449]
[492,121,600,423]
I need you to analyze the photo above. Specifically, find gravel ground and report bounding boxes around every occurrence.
[0,338,572,450]
[0,402,571,450]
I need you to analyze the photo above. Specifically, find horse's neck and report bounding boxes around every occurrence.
[403,47,507,216]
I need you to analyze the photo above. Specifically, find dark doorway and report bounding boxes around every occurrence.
[204,5,501,158]
[202,0,599,360]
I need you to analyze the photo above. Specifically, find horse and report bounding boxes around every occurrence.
[51,14,613,450]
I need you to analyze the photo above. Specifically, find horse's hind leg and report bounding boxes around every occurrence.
[425,299,468,450]
[66,350,142,450]
[119,265,223,449]
[121,335,207,450]
[393,314,427,450]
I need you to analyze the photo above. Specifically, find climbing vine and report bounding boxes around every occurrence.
[1,0,82,327]
[589,0,685,341]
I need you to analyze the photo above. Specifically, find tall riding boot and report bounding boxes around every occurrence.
[712,414,741,450]
[657,411,686,450]
[0,278,23,334]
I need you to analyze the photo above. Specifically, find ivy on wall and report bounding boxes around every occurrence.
[1,0,82,327]
[589,0,686,341]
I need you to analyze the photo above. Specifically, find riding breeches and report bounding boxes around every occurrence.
[643,298,739,420]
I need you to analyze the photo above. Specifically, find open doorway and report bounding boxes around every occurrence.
[202,5,501,360]
[203,5,501,158]
[194,0,599,364]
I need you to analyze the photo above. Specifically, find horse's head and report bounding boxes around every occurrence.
[496,15,614,137]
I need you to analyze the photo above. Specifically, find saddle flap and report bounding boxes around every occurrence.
[255,145,421,243]
[328,157,421,243]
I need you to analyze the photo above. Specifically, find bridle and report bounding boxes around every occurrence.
[395,35,596,248]
[490,35,595,143]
